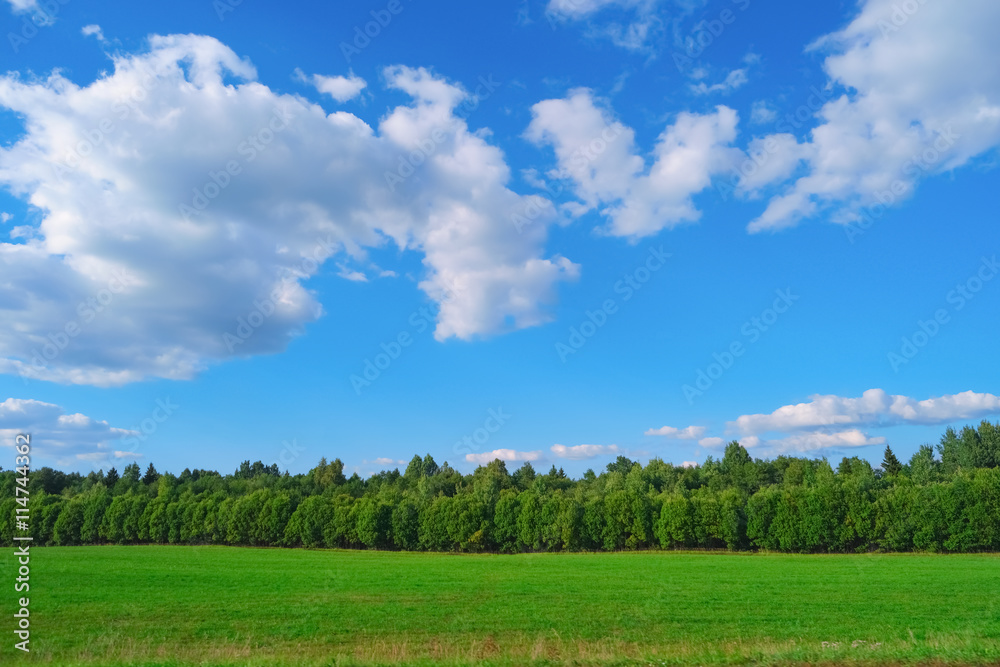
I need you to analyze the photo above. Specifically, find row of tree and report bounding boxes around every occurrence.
[3,421,1000,553]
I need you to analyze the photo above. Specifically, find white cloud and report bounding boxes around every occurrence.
[698,436,725,448]
[734,133,813,195]
[545,0,664,51]
[750,101,777,125]
[336,264,369,282]
[729,389,1000,435]
[369,457,405,466]
[645,424,705,439]
[465,448,543,464]
[0,398,137,466]
[5,0,38,13]
[0,213,10,223]
[751,0,1000,232]
[0,35,577,386]
[294,68,367,103]
[681,460,698,468]
[757,429,886,454]
[81,24,105,42]
[550,443,621,460]
[527,89,741,237]
[691,68,748,96]
[547,0,651,17]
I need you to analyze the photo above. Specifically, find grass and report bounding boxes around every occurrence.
[2,546,999,666]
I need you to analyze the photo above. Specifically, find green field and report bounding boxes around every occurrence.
[3,547,1000,666]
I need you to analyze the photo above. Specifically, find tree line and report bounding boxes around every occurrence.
[3,421,1000,553]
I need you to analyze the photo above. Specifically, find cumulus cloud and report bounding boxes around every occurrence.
[729,389,1000,435]
[751,0,1000,232]
[644,424,705,439]
[698,436,725,448]
[293,68,366,102]
[0,398,137,466]
[465,448,543,464]
[733,133,814,195]
[550,443,621,459]
[526,89,741,237]
[753,429,886,454]
[0,35,577,386]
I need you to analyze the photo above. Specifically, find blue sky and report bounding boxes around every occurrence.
[0,0,998,477]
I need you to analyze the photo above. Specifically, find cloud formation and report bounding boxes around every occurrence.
[0,398,137,466]
[751,0,1000,231]
[294,68,366,102]
[749,429,887,454]
[527,89,741,237]
[0,35,577,386]
[550,443,621,459]
[465,448,543,464]
[729,389,1000,436]
[645,425,705,439]
[545,0,664,51]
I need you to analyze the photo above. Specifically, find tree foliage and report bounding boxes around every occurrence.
[6,422,1000,554]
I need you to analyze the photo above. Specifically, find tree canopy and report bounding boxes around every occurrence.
[5,420,1000,554]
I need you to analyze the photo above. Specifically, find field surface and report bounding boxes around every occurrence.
[2,547,999,666]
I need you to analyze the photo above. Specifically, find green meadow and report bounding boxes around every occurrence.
[3,547,999,666]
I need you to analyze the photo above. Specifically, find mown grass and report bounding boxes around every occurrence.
[2,546,999,665]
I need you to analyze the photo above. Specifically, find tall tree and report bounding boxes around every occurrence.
[908,445,938,484]
[142,463,160,485]
[881,445,903,477]
[122,462,141,484]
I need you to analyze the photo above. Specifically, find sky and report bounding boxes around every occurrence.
[0,0,998,478]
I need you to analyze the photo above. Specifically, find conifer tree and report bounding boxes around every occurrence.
[881,445,903,476]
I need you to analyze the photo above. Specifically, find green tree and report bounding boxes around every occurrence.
[881,445,903,477]
[142,463,160,485]
[122,462,141,485]
[53,499,85,545]
[909,445,938,484]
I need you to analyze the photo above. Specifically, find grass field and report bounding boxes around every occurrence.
[2,547,1000,666]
